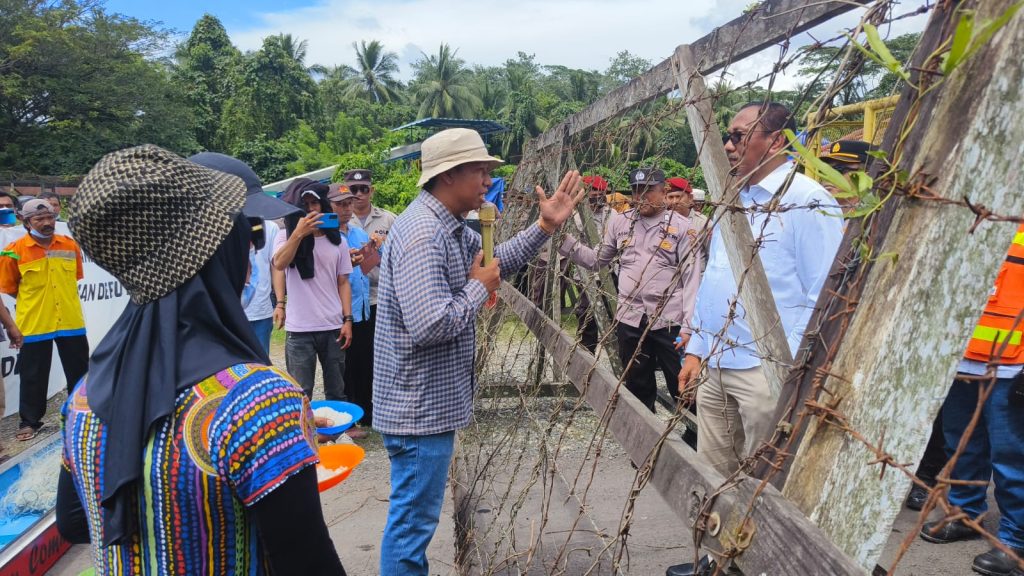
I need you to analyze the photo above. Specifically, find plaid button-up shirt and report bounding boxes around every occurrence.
[373,191,550,435]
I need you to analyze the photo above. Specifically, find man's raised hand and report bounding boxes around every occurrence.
[536,171,585,232]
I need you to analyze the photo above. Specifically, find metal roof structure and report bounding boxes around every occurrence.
[262,164,337,194]
[387,118,507,163]
[391,117,508,136]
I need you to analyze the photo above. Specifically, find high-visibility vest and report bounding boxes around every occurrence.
[964,224,1024,364]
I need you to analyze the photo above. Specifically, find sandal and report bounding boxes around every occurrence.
[16,426,39,442]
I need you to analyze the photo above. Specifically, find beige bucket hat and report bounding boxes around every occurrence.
[417,128,503,188]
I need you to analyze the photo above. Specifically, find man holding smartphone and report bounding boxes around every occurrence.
[273,181,353,402]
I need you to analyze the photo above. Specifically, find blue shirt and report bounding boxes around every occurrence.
[341,224,371,322]
[687,163,843,368]
[373,191,550,435]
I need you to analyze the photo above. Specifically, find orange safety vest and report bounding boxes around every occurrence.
[964,223,1024,364]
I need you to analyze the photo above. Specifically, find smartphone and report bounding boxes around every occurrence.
[0,209,15,226]
[317,213,339,229]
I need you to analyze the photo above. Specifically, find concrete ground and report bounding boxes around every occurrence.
[13,328,1007,575]
[44,410,1000,576]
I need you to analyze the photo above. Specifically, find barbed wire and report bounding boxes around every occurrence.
[456,2,1023,575]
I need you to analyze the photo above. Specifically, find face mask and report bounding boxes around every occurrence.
[30,228,52,240]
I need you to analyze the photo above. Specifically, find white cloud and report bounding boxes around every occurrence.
[227,0,929,89]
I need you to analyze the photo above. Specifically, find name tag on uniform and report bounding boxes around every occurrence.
[666,226,679,235]
[660,240,674,250]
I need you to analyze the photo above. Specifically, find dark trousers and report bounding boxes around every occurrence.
[344,305,376,425]
[531,263,613,354]
[285,330,346,401]
[19,334,89,429]
[916,410,947,485]
[616,316,681,412]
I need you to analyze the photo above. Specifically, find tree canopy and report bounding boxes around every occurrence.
[0,0,921,215]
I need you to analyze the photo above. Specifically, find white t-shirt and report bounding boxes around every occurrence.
[244,220,280,322]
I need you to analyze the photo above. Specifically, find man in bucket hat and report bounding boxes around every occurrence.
[374,128,585,576]
[56,144,346,574]
[0,198,88,441]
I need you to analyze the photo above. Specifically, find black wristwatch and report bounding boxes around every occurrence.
[343,315,354,323]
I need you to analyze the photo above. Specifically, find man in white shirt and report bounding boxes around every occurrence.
[677,102,843,476]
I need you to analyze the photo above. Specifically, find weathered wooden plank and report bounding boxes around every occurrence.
[672,44,794,396]
[781,0,1024,569]
[758,0,959,489]
[501,284,866,575]
[530,0,869,153]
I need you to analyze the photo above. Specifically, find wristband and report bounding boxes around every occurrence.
[537,219,556,235]
[343,315,354,323]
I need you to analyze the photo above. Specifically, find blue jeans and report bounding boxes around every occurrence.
[943,377,1024,548]
[249,317,273,354]
[380,431,456,576]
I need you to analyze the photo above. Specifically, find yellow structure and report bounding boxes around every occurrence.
[803,95,899,180]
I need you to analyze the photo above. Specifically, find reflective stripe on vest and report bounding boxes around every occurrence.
[972,325,1022,346]
[964,223,1024,363]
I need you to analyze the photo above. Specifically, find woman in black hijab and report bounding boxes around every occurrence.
[282,179,343,279]
[56,145,346,575]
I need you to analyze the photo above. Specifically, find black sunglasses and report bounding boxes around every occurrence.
[350,185,371,194]
[723,130,775,145]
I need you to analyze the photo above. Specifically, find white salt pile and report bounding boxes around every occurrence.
[313,406,353,428]
[316,464,350,483]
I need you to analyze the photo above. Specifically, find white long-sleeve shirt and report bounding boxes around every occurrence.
[687,162,843,368]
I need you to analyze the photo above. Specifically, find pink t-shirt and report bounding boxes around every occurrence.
[273,232,352,332]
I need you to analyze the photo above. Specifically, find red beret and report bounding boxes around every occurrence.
[582,175,609,191]
[665,177,692,193]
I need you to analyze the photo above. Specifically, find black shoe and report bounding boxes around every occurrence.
[920,520,982,544]
[667,556,714,576]
[972,546,1024,576]
[905,484,930,511]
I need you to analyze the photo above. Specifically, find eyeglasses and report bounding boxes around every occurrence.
[350,185,371,195]
[723,130,773,145]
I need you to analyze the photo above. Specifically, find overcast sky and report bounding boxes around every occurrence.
[108,0,931,89]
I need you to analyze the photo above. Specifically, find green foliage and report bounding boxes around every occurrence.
[1,0,925,216]
[605,50,652,86]
[942,2,1024,75]
[0,1,198,175]
[338,40,403,103]
[231,136,297,184]
[173,14,240,150]
[797,32,920,106]
[218,35,321,151]
[850,24,910,86]
[412,44,481,119]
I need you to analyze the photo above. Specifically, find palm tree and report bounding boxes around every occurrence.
[340,40,402,103]
[413,44,481,119]
[499,65,547,159]
[275,33,308,66]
